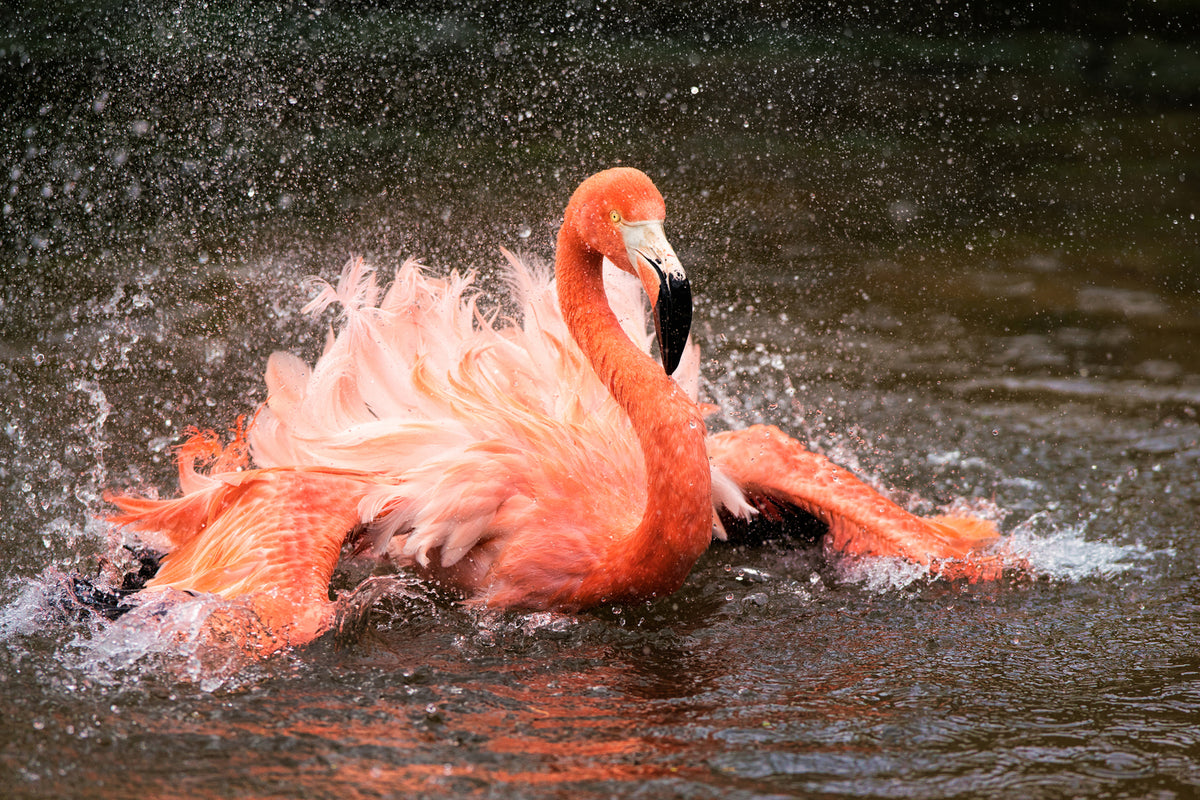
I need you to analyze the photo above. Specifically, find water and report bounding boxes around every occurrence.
[3,4,1199,798]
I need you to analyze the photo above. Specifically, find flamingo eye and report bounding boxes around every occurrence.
[609,210,621,223]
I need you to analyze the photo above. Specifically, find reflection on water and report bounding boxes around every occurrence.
[3,3,1199,798]
[10,566,1198,798]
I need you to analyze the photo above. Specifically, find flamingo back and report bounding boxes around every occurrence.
[248,252,680,578]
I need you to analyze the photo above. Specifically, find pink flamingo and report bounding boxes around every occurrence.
[109,168,1005,649]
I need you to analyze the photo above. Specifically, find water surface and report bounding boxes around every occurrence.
[2,4,1198,798]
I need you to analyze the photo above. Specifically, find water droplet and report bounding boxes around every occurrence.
[516,224,531,239]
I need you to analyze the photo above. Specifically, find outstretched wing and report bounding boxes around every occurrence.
[109,451,392,648]
[707,424,1007,580]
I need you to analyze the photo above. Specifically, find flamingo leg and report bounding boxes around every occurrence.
[708,425,1006,580]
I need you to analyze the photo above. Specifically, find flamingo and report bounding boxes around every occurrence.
[107,168,1006,650]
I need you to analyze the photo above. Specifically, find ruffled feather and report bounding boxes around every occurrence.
[243,252,729,578]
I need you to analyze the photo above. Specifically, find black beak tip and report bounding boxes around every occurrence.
[654,272,692,376]
[663,341,683,375]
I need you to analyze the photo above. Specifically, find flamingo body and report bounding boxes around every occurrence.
[109,168,1006,649]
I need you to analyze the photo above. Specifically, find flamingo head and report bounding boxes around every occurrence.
[566,167,692,375]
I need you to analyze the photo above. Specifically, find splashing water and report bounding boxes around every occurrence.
[66,591,282,692]
[838,512,1160,594]
[1001,514,1163,580]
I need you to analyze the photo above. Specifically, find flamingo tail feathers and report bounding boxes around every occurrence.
[707,425,1008,581]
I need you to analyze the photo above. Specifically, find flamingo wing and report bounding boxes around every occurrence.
[107,253,657,642]
[109,464,392,647]
[706,424,1006,580]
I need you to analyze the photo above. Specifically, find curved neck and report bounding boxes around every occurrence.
[555,224,713,601]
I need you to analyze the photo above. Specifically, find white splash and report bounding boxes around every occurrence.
[1001,514,1161,581]
[837,512,1160,593]
[837,556,933,593]
[0,574,69,641]
[68,591,279,692]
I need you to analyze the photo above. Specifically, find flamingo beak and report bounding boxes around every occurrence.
[621,221,692,375]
